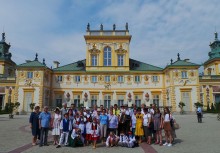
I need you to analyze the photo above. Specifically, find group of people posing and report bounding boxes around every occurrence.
[29,103,177,149]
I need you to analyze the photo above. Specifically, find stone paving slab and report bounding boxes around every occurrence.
[0,115,30,153]
[1,113,220,153]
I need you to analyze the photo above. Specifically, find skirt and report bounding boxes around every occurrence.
[91,136,99,141]
[163,122,171,131]
[85,134,91,141]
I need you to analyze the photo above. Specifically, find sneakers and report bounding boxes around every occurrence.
[56,145,61,148]
[167,143,172,147]
[163,142,168,146]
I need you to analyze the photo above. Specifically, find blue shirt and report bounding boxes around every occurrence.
[99,114,108,125]
[197,107,202,113]
[39,112,51,128]
[108,114,118,128]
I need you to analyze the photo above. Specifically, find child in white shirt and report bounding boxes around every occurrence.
[106,131,119,147]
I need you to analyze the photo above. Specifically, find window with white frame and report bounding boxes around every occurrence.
[91,95,97,107]
[134,76,140,83]
[74,95,80,108]
[91,76,97,83]
[104,94,111,108]
[27,72,33,79]
[91,55,97,66]
[117,95,124,107]
[135,95,141,107]
[57,75,62,82]
[118,55,124,66]
[118,76,124,83]
[75,76,80,83]
[181,71,188,78]
[153,95,160,107]
[105,76,110,83]
[104,47,111,66]
[152,76,158,82]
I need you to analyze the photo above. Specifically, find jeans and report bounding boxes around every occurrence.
[197,113,202,123]
[39,127,49,146]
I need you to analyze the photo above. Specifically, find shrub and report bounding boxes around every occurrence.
[194,102,203,108]
[211,103,215,112]
[207,103,210,112]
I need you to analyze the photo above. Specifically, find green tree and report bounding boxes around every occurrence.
[178,101,185,114]
[211,103,215,112]
[29,103,36,112]
[207,103,210,112]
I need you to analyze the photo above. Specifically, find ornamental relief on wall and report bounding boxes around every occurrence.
[127,75,132,85]
[111,75,117,85]
[144,75,149,85]
[84,75,89,85]
[66,75,72,85]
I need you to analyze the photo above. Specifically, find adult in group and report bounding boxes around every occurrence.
[61,103,68,119]
[153,107,163,146]
[143,108,152,144]
[163,107,172,147]
[39,106,51,147]
[118,109,126,136]
[124,104,131,134]
[113,104,120,116]
[197,105,202,123]
[99,109,108,143]
[135,108,144,144]
[29,106,41,146]
[131,109,137,137]
[51,107,61,145]
[92,105,98,119]
[108,110,118,135]
[70,103,77,116]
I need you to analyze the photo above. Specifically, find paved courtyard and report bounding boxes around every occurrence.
[0,113,220,153]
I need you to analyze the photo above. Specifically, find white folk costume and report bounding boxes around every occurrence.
[85,121,92,141]
[106,134,119,147]
[118,134,128,147]
[126,135,136,148]
[90,122,99,141]
[69,128,84,147]
[58,118,72,146]
[75,116,86,134]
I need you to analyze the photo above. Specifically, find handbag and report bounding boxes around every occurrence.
[173,123,180,129]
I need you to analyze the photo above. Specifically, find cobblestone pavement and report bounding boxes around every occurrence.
[0,113,220,153]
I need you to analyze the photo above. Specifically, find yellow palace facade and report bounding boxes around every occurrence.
[0,24,220,113]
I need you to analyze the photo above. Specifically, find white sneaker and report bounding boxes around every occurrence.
[167,143,172,147]
[163,142,168,146]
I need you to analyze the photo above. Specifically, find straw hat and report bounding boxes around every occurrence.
[54,107,60,112]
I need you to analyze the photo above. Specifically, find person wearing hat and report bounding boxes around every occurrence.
[126,131,136,148]
[51,107,61,145]
[69,127,84,147]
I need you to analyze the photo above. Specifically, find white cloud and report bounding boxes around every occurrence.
[0,0,220,68]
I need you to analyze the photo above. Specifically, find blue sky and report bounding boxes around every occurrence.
[1,0,220,68]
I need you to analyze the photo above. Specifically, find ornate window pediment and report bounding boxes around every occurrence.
[89,44,101,54]
[115,44,127,54]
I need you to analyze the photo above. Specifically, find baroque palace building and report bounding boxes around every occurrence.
[0,24,220,113]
